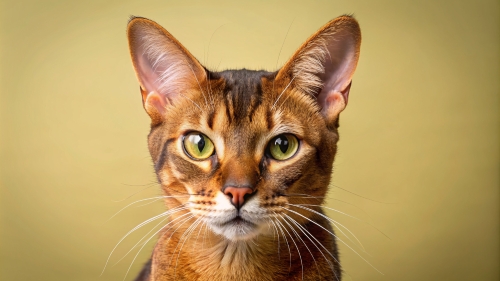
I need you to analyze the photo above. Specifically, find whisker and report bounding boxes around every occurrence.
[179,92,204,113]
[112,216,169,266]
[184,61,209,110]
[285,192,368,217]
[157,214,200,278]
[215,58,223,72]
[172,217,204,277]
[283,213,340,281]
[167,216,197,263]
[105,196,189,223]
[112,182,158,202]
[206,23,228,111]
[288,215,339,272]
[288,203,368,253]
[281,213,320,277]
[123,213,194,281]
[206,23,228,69]
[332,184,396,204]
[282,207,384,275]
[207,78,215,111]
[272,18,295,93]
[274,213,304,280]
[287,196,324,201]
[268,219,280,256]
[134,197,165,208]
[202,223,209,251]
[285,215,339,263]
[193,215,207,249]
[250,239,260,247]
[295,203,390,239]
[204,69,214,111]
[100,205,187,276]
[271,71,301,110]
[330,198,375,221]
[266,220,273,239]
[157,213,196,250]
[285,193,325,203]
[271,214,292,270]
[296,204,365,224]
[274,18,295,71]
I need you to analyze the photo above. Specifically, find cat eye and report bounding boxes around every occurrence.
[183,132,215,160]
[267,134,299,161]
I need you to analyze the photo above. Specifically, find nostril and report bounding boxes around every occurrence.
[225,190,234,199]
[243,192,253,202]
[240,192,255,208]
[223,187,235,199]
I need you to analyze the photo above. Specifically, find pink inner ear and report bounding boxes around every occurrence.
[128,21,207,116]
[316,28,359,114]
[129,25,178,110]
[145,91,168,115]
[136,50,163,98]
[132,33,186,103]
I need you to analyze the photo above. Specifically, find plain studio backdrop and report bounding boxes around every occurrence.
[0,0,498,280]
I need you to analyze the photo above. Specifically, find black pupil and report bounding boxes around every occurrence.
[274,136,289,153]
[196,134,205,152]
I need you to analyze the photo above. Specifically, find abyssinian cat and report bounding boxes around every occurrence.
[126,14,361,281]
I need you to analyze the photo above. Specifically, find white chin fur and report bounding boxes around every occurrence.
[209,222,261,241]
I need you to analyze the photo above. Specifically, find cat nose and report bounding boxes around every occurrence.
[223,187,254,209]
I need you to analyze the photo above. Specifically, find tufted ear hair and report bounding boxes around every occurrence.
[275,15,361,125]
[127,16,207,125]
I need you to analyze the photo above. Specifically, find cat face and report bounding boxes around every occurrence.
[147,70,339,240]
[127,16,361,241]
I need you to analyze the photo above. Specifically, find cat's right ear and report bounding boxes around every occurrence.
[127,17,207,125]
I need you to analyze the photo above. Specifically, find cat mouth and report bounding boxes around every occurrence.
[208,214,262,240]
[221,216,256,227]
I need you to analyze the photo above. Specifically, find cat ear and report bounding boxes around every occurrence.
[276,15,361,124]
[127,17,207,124]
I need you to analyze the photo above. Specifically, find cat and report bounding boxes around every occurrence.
[126,14,361,281]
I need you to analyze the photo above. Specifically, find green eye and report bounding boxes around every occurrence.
[183,132,215,160]
[268,134,299,160]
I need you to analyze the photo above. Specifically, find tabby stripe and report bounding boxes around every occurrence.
[247,83,263,122]
[154,138,175,173]
[265,109,274,130]
[283,172,303,189]
[223,90,233,124]
[207,110,215,129]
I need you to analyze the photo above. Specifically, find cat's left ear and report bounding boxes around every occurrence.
[276,16,361,125]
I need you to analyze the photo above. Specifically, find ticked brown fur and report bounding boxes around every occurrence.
[127,15,361,281]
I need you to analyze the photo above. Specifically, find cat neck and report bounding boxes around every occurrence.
[151,219,280,281]
[192,234,273,271]
[150,210,338,281]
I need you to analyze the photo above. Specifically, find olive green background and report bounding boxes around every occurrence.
[1,0,498,280]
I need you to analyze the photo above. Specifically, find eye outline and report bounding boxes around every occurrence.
[182,131,216,161]
[265,133,300,161]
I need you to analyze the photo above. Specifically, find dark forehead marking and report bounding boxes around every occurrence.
[207,110,215,129]
[154,138,175,173]
[204,71,220,130]
[266,108,274,130]
[218,69,272,124]
[248,83,263,122]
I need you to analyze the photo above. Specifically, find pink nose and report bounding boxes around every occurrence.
[223,187,254,209]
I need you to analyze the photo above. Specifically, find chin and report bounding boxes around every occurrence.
[210,218,263,241]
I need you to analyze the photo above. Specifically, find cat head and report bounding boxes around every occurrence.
[127,16,361,241]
